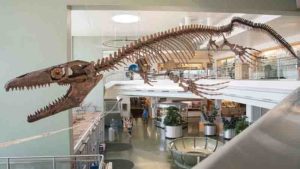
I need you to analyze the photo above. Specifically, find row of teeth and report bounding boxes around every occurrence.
[6,83,51,91]
[27,84,71,121]
[6,83,69,91]
[27,94,67,119]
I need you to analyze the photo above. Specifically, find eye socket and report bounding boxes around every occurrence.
[50,67,65,80]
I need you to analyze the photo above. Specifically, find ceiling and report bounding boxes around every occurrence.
[72,10,239,37]
[227,15,300,48]
[72,10,300,54]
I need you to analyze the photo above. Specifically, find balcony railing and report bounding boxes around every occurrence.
[74,113,105,155]
[0,154,104,169]
[104,66,298,84]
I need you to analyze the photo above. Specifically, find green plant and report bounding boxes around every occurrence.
[222,116,238,130]
[163,106,182,126]
[208,106,219,124]
[202,105,218,124]
[235,116,249,134]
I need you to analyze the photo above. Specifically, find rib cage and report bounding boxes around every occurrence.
[95,17,298,73]
[94,17,298,96]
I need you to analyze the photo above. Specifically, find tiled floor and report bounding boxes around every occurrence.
[105,117,201,169]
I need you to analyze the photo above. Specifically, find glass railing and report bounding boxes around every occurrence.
[217,56,299,80]
[251,56,298,80]
[0,154,104,169]
[103,69,216,84]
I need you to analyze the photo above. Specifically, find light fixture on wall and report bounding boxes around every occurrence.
[112,14,140,24]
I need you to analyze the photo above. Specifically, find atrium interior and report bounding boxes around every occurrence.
[0,1,300,169]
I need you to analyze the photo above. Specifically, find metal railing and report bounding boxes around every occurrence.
[74,113,105,155]
[0,154,104,169]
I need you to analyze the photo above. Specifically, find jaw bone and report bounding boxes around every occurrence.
[5,60,102,122]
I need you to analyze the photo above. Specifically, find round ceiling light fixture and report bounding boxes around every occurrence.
[112,14,140,24]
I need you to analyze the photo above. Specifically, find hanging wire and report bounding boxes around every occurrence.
[0,99,122,149]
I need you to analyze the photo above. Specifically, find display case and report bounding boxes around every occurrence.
[154,103,188,128]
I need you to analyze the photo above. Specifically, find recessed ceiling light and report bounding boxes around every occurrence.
[112,14,140,24]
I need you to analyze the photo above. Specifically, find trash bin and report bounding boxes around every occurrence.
[90,162,98,169]
[108,127,115,142]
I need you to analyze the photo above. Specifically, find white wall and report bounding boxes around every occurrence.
[72,36,104,111]
[0,0,72,156]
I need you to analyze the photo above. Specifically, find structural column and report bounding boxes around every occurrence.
[150,97,159,118]
[246,104,253,123]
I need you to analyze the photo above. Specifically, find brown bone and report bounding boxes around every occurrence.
[5,17,298,122]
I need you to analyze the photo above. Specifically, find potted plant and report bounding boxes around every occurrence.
[235,116,249,135]
[163,106,183,138]
[203,106,218,136]
[222,116,238,140]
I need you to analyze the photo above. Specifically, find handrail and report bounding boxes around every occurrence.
[74,100,121,153]
[0,154,103,159]
[193,87,300,169]
[0,154,104,169]
[74,112,103,152]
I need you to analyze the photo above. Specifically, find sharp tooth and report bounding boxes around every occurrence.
[47,83,50,87]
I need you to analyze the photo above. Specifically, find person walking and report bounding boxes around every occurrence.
[142,106,149,123]
[125,117,133,137]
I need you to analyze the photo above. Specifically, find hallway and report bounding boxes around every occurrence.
[105,118,200,169]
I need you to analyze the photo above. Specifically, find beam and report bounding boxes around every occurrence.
[67,0,300,16]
